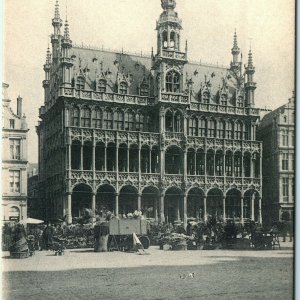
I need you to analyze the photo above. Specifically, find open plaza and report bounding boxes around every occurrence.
[3,243,294,300]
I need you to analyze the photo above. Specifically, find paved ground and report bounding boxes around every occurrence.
[2,243,294,300]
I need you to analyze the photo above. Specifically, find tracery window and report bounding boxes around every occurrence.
[114,110,124,130]
[71,107,80,126]
[234,152,242,177]
[81,107,91,127]
[136,113,144,132]
[92,108,102,128]
[199,117,206,137]
[76,76,85,90]
[206,150,215,176]
[98,79,107,93]
[119,82,128,95]
[216,120,225,139]
[225,152,233,176]
[207,119,216,138]
[189,117,198,136]
[125,111,135,131]
[225,120,234,139]
[103,109,113,129]
[196,150,205,175]
[166,70,180,93]
[235,121,243,140]
[215,151,224,176]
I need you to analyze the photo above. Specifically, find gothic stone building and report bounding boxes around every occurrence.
[2,83,28,222]
[257,94,295,225]
[37,0,262,226]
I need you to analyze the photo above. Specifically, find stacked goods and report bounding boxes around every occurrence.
[159,233,192,251]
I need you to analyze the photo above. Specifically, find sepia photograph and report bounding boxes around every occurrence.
[2,0,295,299]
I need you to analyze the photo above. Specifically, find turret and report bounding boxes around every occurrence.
[51,0,62,62]
[156,0,183,54]
[245,49,256,107]
[230,30,241,72]
[43,47,51,103]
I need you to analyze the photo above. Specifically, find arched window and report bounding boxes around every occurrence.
[136,113,144,132]
[71,107,80,126]
[207,119,216,138]
[165,111,173,132]
[216,120,225,139]
[206,150,215,176]
[76,76,85,90]
[140,84,149,97]
[196,150,205,175]
[162,31,168,49]
[244,123,250,140]
[81,107,91,127]
[199,117,206,137]
[166,70,180,93]
[125,111,135,131]
[189,117,198,136]
[119,82,128,95]
[98,79,106,93]
[235,121,243,140]
[170,31,176,49]
[226,120,234,139]
[215,151,224,176]
[92,108,102,128]
[225,151,233,176]
[187,149,195,175]
[174,111,182,132]
[103,109,113,130]
[114,110,124,130]
[202,92,209,104]
[234,152,242,177]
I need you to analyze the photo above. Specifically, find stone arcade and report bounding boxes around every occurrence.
[37,0,262,227]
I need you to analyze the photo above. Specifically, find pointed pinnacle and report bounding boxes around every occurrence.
[233,30,238,48]
[54,0,60,19]
[248,49,253,67]
[64,19,70,39]
[46,46,51,64]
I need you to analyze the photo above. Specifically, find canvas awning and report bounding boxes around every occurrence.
[20,218,44,224]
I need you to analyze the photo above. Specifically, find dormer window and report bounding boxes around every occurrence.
[98,79,107,93]
[221,94,227,106]
[76,76,85,90]
[166,70,180,93]
[202,92,209,104]
[236,96,243,107]
[119,82,128,95]
[140,84,149,96]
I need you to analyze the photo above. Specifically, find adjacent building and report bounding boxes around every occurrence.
[2,83,29,222]
[37,0,263,226]
[258,94,295,225]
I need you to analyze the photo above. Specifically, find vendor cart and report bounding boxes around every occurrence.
[106,219,150,251]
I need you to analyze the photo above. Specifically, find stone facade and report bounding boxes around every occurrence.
[2,83,28,222]
[37,0,262,227]
[257,94,295,225]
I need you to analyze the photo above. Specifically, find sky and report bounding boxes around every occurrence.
[3,0,295,163]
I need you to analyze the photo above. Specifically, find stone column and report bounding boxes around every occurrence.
[176,198,180,221]
[116,142,119,172]
[92,192,96,215]
[92,140,96,172]
[194,151,197,175]
[137,193,141,211]
[104,145,107,171]
[67,192,72,224]
[115,193,119,217]
[154,196,158,222]
[138,146,141,174]
[68,143,71,170]
[159,191,165,223]
[183,149,187,180]
[251,194,255,221]
[204,196,207,222]
[183,193,187,229]
[259,197,262,224]
[223,196,226,221]
[127,145,130,172]
[240,197,244,224]
[149,150,152,173]
[80,143,83,171]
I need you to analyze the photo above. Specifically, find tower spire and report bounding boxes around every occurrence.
[64,19,70,40]
[245,48,256,107]
[46,45,51,64]
[54,0,60,19]
[51,0,63,62]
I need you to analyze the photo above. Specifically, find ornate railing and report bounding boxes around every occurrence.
[160,92,189,104]
[161,50,187,60]
[189,102,260,116]
[59,87,155,106]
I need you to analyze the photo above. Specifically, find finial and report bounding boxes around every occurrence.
[161,0,176,11]
[54,0,60,19]
[248,48,253,67]
[46,45,51,64]
[233,29,238,48]
[64,19,70,40]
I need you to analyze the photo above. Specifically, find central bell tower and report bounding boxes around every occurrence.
[152,0,188,100]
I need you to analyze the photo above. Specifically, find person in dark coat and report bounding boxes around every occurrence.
[94,218,109,252]
[43,223,55,250]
